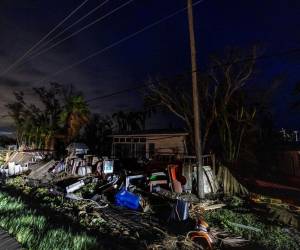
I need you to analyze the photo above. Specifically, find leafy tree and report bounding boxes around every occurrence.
[6,83,90,151]
[146,48,257,155]
[60,95,90,143]
[6,98,25,146]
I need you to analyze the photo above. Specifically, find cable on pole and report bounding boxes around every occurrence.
[23,0,134,65]
[27,0,110,60]
[35,0,205,85]
[86,46,300,104]
[0,0,90,77]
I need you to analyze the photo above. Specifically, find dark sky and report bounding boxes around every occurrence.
[0,0,300,133]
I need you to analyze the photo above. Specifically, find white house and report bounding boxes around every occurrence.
[110,130,188,160]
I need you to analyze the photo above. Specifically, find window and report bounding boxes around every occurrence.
[115,144,132,158]
[149,143,155,158]
[136,144,146,159]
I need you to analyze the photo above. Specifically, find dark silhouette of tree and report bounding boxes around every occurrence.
[146,48,257,155]
[112,110,149,132]
[80,114,112,155]
[60,94,90,143]
[6,83,90,150]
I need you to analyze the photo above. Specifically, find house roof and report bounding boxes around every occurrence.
[110,129,188,137]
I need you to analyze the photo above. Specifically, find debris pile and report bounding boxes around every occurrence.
[0,151,45,177]
[0,147,225,249]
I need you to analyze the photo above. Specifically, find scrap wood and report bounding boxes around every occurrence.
[203,165,219,194]
[209,228,250,248]
[190,202,226,218]
[27,160,56,180]
[217,166,248,196]
[202,203,226,211]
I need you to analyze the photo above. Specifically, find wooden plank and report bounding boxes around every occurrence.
[203,203,226,211]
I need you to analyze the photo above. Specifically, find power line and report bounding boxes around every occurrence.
[29,0,110,59]
[0,0,90,78]
[23,0,134,66]
[87,84,148,102]
[87,46,300,104]
[35,0,205,85]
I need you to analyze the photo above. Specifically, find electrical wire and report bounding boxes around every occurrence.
[28,0,110,59]
[24,0,134,66]
[0,0,90,77]
[35,0,205,85]
[86,46,300,104]
[87,84,148,102]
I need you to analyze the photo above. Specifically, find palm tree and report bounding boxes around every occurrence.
[60,95,90,143]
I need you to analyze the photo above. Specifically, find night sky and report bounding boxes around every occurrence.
[0,0,299,133]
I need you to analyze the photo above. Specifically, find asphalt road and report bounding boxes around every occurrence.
[0,229,21,250]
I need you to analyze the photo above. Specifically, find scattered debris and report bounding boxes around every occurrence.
[217,165,248,196]
[115,188,141,210]
[66,179,85,193]
[27,160,57,182]
[1,148,263,249]
[169,200,189,222]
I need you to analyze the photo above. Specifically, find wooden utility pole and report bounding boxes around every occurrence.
[187,0,204,199]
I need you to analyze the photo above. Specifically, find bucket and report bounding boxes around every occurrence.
[115,188,140,210]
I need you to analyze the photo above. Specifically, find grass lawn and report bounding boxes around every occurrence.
[2,176,299,250]
[0,176,158,250]
[0,191,100,250]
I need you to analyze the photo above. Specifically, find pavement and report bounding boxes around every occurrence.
[245,177,300,205]
[0,229,22,250]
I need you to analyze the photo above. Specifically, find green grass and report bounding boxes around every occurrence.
[0,177,140,250]
[205,199,300,250]
[0,192,99,250]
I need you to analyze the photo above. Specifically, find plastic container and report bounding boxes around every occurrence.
[115,188,140,210]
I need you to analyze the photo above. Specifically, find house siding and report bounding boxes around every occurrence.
[111,133,188,159]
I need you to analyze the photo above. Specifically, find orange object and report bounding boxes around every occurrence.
[188,231,213,250]
[168,164,187,193]
[196,218,209,229]
[188,218,213,250]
